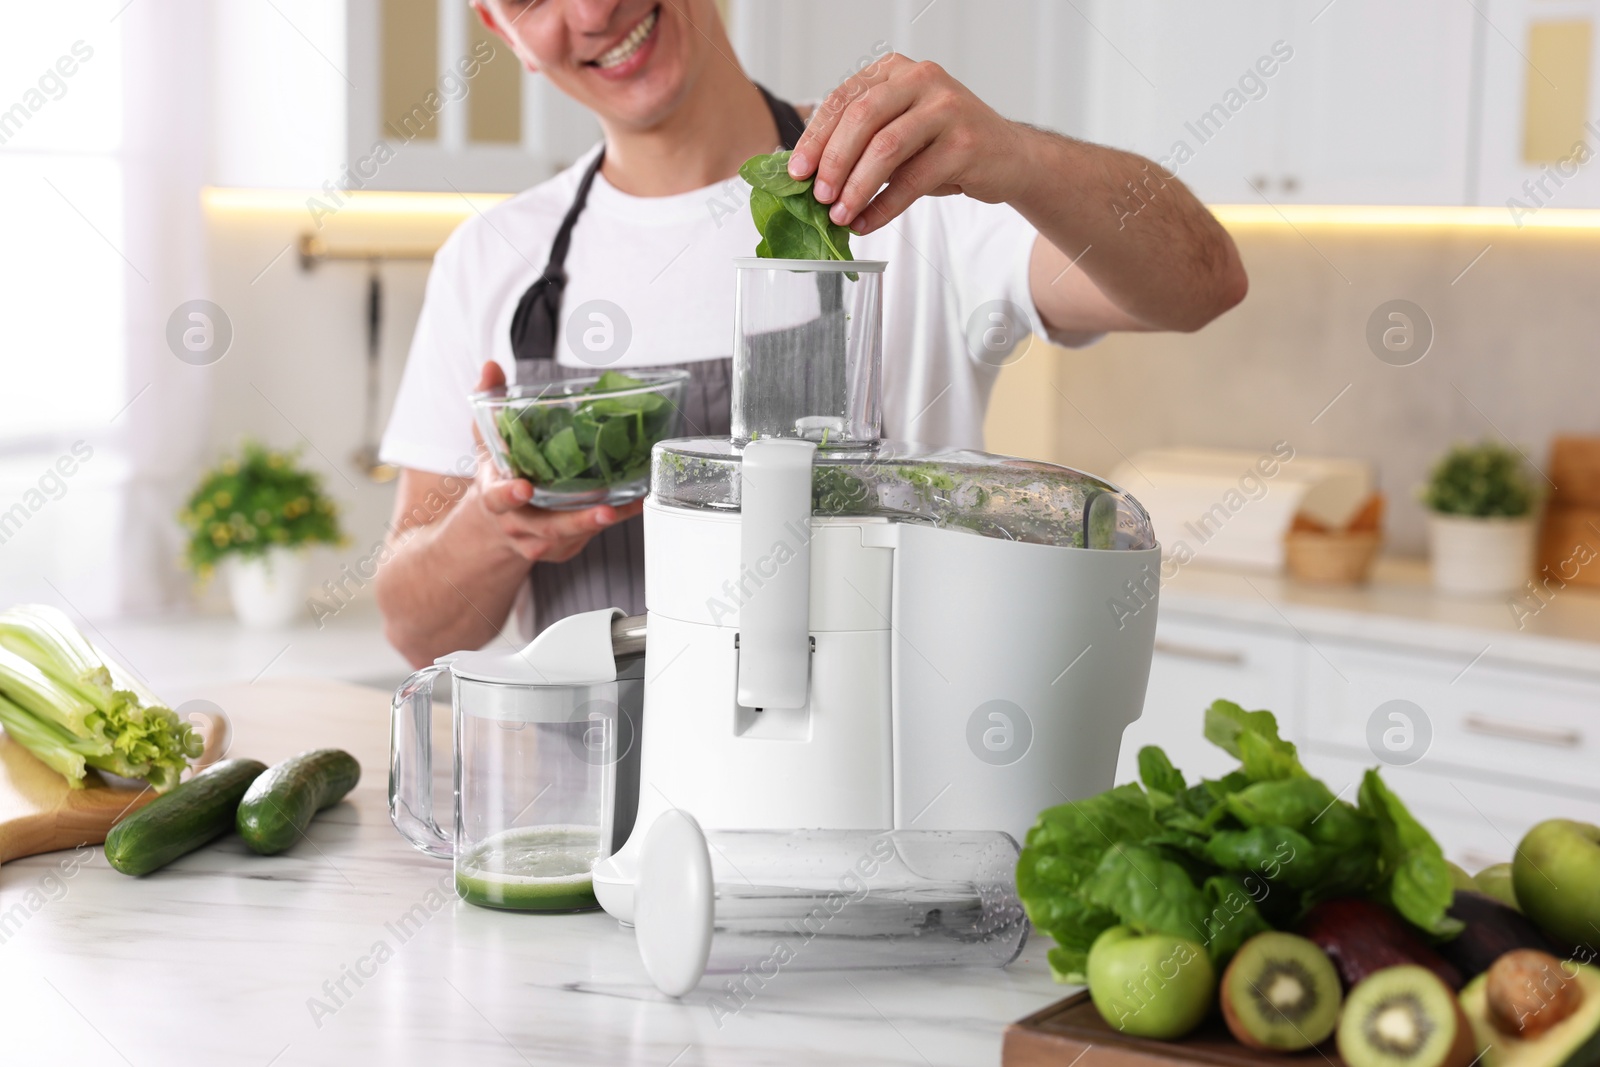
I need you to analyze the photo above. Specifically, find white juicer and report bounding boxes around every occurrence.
[590,257,1160,923]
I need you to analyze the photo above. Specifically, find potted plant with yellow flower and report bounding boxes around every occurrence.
[179,442,345,626]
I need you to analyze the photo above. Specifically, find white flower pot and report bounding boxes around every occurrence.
[224,546,311,627]
[1427,514,1537,596]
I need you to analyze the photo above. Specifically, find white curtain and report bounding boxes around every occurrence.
[113,0,216,614]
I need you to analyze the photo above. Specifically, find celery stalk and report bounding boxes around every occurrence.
[0,693,88,786]
[0,605,201,792]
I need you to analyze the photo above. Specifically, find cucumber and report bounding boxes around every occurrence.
[235,748,360,855]
[104,758,269,876]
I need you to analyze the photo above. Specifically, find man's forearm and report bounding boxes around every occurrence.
[1010,127,1247,332]
[374,492,532,668]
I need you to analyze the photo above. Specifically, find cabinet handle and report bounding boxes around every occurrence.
[1153,640,1246,666]
[1463,714,1581,748]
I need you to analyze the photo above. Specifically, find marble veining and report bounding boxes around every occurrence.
[0,678,1065,1067]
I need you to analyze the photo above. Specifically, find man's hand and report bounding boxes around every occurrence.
[467,361,642,566]
[374,360,642,666]
[786,53,1025,237]
[786,52,1246,334]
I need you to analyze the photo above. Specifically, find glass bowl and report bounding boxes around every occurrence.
[472,370,689,510]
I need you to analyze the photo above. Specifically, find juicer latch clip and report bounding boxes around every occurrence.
[735,439,817,711]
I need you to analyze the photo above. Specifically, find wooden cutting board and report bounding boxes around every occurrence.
[1003,991,1344,1067]
[0,709,229,865]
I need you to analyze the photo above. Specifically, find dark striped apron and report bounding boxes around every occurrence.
[508,86,806,633]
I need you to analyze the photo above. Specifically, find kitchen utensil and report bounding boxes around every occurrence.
[471,370,689,511]
[389,609,643,911]
[0,705,230,865]
[351,262,398,484]
[1003,990,1288,1067]
[633,809,1028,997]
[592,256,1161,924]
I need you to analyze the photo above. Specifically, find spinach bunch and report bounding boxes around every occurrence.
[740,150,857,277]
[495,371,675,494]
[1016,699,1461,985]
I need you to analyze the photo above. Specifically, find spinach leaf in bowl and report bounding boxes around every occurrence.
[496,371,674,492]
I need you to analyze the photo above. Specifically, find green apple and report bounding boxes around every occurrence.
[1446,860,1477,892]
[1514,819,1600,948]
[1086,925,1216,1039]
[1473,862,1519,912]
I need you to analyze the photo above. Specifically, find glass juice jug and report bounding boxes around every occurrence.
[389,610,642,912]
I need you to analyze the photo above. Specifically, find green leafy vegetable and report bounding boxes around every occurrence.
[0,604,202,792]
[1017,699,1460,985]
[1358,768,1463,936]
[740,150,857,278]
[1138,746,1186,796]
[494,371,677,495]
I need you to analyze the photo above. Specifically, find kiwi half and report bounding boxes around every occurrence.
[1339,965,1479,1067]
[1221,932,1343,1050]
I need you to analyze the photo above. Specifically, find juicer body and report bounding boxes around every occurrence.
[592,495,1161,923]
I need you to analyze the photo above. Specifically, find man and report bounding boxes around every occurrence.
[375,0,1247,666]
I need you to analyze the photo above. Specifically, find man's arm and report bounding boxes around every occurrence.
[375,361,642,668]
[785,54,1247,336]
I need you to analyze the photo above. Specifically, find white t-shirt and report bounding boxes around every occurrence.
[380,144,1055,475]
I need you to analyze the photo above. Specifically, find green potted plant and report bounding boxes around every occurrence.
[1419,440,1539,595]
[179,442,345,626]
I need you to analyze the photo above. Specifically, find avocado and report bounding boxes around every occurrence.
[1460,962,1600,1067]
[1441,891,1560,980]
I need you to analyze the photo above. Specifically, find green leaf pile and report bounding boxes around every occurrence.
[1016,699,1462,985]
[495,371,677,494]
[740,151,857,278]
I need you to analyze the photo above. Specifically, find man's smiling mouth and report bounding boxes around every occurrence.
[590,7,659,69]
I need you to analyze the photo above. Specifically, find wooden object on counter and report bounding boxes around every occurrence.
[1549,436,1600,508]
[0,707,230,865]
[1536,507,1600,590]
[0,732,156,865]
[1538,437,1600,589]
[1004,990,1344,1067]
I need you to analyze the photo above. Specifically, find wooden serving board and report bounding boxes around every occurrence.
[0,709,228,865]
[1003,991,1344,1067]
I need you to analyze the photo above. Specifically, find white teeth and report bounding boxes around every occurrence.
[595,9,657,68]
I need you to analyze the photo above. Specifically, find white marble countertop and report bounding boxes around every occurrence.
[1161,557,1600,674]
[0,679,1065,1067]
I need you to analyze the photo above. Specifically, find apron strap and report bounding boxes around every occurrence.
[509,83,807,373]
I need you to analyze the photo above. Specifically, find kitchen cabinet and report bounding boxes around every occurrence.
[210,0,598,192]
[1474,0,1600,213]
[1081,0,1479,205]
[1115,565,1600,872]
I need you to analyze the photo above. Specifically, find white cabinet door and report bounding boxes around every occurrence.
[1083,1,1290,204]
[1474,0,1600,211]
[1115,615,1301,786]
[1279,0,1477,204]
[1081,0,1477,205]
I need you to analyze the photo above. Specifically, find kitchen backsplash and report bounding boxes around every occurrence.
[987,223,1600,556]
[196,211,1599,609]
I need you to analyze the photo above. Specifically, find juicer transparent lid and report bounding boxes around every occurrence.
[651,438,1156,550]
